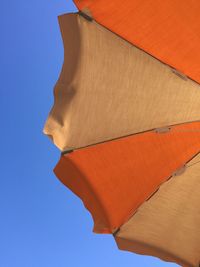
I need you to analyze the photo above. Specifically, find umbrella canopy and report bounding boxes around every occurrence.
[54,121,200,233]
[115,153,200,267]
[73,0,200,83]
[43,13,200,151]
[43,4,200,266]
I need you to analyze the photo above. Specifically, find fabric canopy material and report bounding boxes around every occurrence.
[44,5,200,266]
[43,13,200,151]
[54,121,200,233]
[115,153,200,267]
[74,0,200,83]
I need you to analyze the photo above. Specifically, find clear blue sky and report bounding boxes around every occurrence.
[1,1,178,266]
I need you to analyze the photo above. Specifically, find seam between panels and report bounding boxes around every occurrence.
[113,150,200,234]
[65,119,200,152]
[76,10,200,86]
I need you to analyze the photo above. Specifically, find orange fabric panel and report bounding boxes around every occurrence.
[74,0,200,83]
[54,121,200,233]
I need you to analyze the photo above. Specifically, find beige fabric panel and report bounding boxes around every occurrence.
[43,13,200,151]
[115,154,200,267]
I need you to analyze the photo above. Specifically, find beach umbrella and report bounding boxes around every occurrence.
[43,3,200,266]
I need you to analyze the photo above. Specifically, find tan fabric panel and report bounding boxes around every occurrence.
[115,154,200,267]
[43,13,200,151]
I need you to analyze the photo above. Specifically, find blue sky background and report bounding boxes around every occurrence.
[1,1,178,266]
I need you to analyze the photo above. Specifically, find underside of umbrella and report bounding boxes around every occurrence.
[43,3,200,266]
